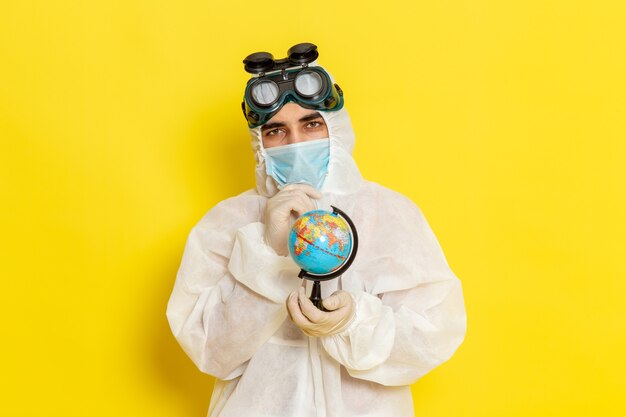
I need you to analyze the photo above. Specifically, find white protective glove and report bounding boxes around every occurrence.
[263,184,322,256]
[286,287,356,337]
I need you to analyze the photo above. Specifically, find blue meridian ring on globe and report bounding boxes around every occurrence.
[288,209,353,275]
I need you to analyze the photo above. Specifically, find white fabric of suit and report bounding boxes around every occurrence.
[166,106,467,417]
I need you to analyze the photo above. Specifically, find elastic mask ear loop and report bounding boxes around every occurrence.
[257,126,267,157]
[318,110,334,188]
[254,126,274,194]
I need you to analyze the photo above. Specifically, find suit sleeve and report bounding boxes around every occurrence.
[320,193,467,386]
[166,197,301,380]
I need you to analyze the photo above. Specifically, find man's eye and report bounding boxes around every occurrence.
[306,121,322,128]
[267,129,284,136]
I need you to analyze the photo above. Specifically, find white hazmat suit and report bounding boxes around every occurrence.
[166,106,467,417]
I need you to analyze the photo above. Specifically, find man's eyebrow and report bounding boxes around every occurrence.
[299,112,323,123]
[261,112,324,132]
[261,121,286,132]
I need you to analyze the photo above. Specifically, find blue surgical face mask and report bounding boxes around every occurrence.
[264,138,330,190]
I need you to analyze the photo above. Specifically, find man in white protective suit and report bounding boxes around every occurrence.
[166,43,467,417]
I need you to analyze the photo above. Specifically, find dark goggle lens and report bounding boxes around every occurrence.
[250,80,279,106]
[287,43,319,65]
[243,52,275,74]
[294,71,323,98]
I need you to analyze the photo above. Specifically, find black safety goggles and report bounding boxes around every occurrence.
[241,43,344,128]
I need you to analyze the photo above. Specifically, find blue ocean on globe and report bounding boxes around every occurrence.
[288,209,353,275]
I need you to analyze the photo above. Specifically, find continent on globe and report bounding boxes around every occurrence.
[288,210,353,275]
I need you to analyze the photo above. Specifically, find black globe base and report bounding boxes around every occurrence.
[309,280,328,312]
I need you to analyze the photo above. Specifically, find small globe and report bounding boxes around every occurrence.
[288,209,353,275]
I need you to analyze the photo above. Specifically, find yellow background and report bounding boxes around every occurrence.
[1,1,624,416]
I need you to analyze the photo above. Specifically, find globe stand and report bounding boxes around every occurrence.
[311,280,326,312]
[296,206,359,311]
[297,271,327,311]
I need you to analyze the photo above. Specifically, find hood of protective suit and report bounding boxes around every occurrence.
[247,65,363,197]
